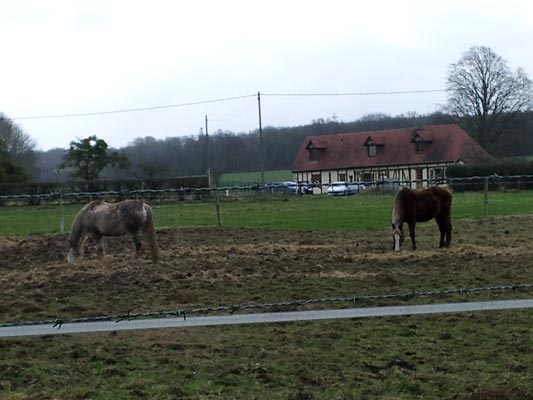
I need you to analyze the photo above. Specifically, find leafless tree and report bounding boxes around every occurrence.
[445,46,533,149]
[0,113,36,179]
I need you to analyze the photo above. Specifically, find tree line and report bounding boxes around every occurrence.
[1,46,532,185]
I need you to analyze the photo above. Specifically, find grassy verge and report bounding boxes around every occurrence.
[219,170,293,185]
[1,190,533,236]
[1,311,531,399]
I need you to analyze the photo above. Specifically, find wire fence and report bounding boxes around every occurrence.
[2,174,533,206]
[1,283,531,331]
[1,178,532,334]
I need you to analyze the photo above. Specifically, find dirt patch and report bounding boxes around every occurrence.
[1,215,533,322]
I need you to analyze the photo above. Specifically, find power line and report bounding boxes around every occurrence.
[12,94,257,120]
[207,99,257,123]
[262,89,448,97]
[11,89,448,121]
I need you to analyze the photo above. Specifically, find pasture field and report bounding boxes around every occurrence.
[219,169,293,186]
[1,190,533,236]
[1,200,533,399]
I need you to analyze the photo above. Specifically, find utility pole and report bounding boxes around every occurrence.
[257,91,265,186]
[205,115,221,226]
[205,115,211,188]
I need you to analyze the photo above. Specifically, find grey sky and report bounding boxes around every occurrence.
[1,0,532,150]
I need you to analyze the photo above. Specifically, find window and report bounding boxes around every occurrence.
[311,173,321,184]
[362,172,373,182]
[306,141,324,162]
[309,147,319,162]
[411,131,431,154]
[364,136,381,157]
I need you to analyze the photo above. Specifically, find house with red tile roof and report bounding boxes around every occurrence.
[291,124,492,189]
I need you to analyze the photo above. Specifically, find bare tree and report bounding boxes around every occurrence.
[0,113,36,171]
[445,46,533,149]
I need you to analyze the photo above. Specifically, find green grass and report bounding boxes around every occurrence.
[1,195,533,398]
[1,312,531,399]
[219,169,292,185]
[1,190,533,236]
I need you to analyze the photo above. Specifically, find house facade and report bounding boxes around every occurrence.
[291,124,492,189]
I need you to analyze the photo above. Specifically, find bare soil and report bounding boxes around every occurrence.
[1,215,532,399]
[1,215,532,323]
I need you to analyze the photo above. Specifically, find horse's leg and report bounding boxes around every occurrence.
[445,219,452,248]
[436,216,451,248]
[130,233,142,260]
[435,217,445,248]
[408,221,416,250]
[95,235,105,259]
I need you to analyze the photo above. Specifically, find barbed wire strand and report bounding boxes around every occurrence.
[1,174,532,202]
[0,284,531,330]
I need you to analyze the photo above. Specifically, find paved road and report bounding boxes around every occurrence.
[1,299,531,338]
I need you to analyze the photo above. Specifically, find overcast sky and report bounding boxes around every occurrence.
[1,0,532,151]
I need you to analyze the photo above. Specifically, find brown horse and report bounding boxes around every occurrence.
[391,186,452,252]
[67,200,160,264]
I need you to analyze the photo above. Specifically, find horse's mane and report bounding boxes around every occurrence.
[436,184,453,194]
[81,200,106,211]
[392,189,410,224]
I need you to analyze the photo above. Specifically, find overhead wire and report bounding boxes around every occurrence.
[12,94,257,120]
[11,89,448,121]
[262,89,448,97]
[207,99,257,124]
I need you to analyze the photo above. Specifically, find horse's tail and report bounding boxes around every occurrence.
[143,204,160,263]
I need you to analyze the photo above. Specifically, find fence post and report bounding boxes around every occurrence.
[214,188,222,227]
[484,177,489,217]
[59,193,65,234]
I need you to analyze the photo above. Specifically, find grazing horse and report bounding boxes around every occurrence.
[67,200,160,264]
[391,186,452,252]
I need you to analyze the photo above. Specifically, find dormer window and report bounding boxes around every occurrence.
[411,130,432,154]
[364,136,382,158]
[414,138,424,154]
[309,145,319,161]
[306,140,325,162]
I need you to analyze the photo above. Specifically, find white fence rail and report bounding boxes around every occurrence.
[1,299,532,338]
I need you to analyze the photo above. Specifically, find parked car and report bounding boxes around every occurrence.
[283,181,314,195]
[327,181,366,196]
[263,181,314,195]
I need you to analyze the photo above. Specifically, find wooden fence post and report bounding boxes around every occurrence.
[59,194,65,234]
[214,188,222,227]
[484,177,489,217]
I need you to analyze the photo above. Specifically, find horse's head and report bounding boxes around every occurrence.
[392,222,404,252]
[67,238,80,264]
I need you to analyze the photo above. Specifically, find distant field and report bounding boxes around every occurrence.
[219,170,292,185]
[1,190,533,236]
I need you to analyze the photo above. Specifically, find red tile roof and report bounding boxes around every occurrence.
[291,124,492,172]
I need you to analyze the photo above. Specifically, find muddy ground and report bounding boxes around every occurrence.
[1,216,532,399]
[1,215,532,324]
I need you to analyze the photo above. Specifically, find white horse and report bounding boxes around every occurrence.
[67,200,160,264]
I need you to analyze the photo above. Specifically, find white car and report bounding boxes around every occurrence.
[327,181,366,196]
